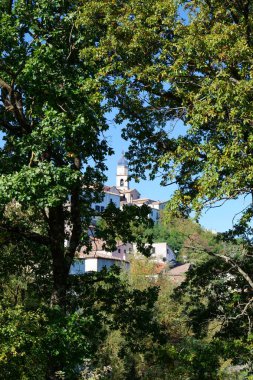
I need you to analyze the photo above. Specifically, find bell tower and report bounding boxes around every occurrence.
[116,152,129,190]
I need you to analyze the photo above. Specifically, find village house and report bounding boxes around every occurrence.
[70,153,177,274]
[92,152,168,223]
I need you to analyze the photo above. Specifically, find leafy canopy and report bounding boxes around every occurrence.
[80,0,253,231]
[0,0,112,209]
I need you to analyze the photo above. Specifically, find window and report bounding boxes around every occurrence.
[120,179,124,186]
[95,205,100,212]
[101,206,104,212]
[124,249,126,253]
[152,247,156,254]
[118,249,121,253]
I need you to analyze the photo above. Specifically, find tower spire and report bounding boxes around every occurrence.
[116,152,129,190]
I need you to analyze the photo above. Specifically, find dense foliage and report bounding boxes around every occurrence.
[152,215,219,263]
[0,0,154,309]
[175,241,253,378]
[1,0,253,378]
[78,3,253,374]
[0,0,112,307]
[0,1,154,377]
[80,0,253,232]
[0,262,163,379]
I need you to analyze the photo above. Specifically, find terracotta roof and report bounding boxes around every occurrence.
[151,263,191,285]
[78,238,105,256]
[168,263,191,276]
[154,263,167,274]
[132,198,155,203]
[78,238,130,258]
[118,188,140,194]
[103,186,120,195]
[79,253,129,263]
[165,263,190,285]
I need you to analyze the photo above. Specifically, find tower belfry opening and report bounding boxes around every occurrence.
[116,151,129,190]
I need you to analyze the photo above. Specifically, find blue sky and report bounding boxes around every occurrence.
[107,148,249,233]
[0,122,247,234]
[1,4,247,234]
[104,122,249,233]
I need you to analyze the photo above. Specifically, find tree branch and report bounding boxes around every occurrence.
[0,120,22,135]
[185,244,253,290]
[65,158,82,271]
[0,77,30,133]
[0,78,12,92]
[216,253,253,290]
[10,86,30,132]
[0,224,50,246]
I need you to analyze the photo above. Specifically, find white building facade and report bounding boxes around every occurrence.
[132,242,177,266]
[71,153,175,274]
[91,153,167,224]
[92,190,120,213]
[70,256,130,274]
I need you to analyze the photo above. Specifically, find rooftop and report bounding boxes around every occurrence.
[117,152,128,167]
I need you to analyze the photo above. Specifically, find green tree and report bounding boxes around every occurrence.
[0,202,52,308]
[0,0,154,310]
[80,0,253,232]
[0,0,111,307]
[152,215,219,263]
[78,1,253,376]
[175,240,253,376]
[0,4,157,377]
[96,202,154,256]
[0,264,171,379]
[90,259,224,380]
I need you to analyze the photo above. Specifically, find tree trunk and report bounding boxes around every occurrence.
[47,178,82,309]
[48,205,68,309]
[46,183,83,378]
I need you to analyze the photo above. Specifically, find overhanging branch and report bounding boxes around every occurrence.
[185,244,253,289]
[0,224,50,246]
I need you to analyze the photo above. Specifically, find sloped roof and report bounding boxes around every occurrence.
[118,153,128,166]
[132,198,155,204]
[78,238,131,258]
[168,263,191,276]
[103,186,120,195]
[118,188,140,194]
[79,253,129,263]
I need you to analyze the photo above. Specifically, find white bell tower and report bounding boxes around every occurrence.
[116,152,129,190]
